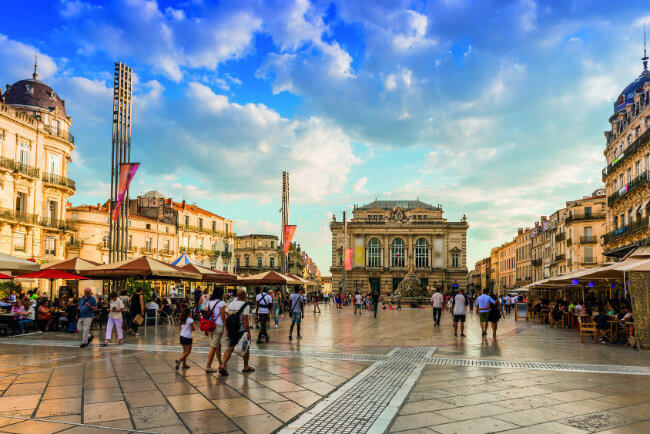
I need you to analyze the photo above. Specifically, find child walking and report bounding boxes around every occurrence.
[176,308,194,370]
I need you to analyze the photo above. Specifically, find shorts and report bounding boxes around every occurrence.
[453,314,466,323]
[479,312,489,322]
[228,330,244,348]
[209,325,224,347]
[180,336,193,346]
[291,311,302,324]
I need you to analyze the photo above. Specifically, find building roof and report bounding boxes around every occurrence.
[67,204,172,224]
[613,56,650,114]
[170,200,225,220]
[236,234,279,240]
[142,190,165,199]
[4,68,67,118]
[357,199,441,211]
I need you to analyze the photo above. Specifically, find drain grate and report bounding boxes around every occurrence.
[249,349,386,362]
[427,357,650,375]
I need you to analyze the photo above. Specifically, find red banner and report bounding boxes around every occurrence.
[344,248,353,271]
[284,225,297,255]
[112,163,140,222]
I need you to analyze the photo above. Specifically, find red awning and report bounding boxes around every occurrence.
[16,269,89,280]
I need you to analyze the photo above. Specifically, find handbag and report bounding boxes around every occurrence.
[133,314,144,326]
[233,333,249,356]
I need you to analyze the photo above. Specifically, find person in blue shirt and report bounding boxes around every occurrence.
[475,289,495,337]
[78,288,97,347]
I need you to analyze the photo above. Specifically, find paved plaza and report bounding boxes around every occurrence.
[0,305,649,433]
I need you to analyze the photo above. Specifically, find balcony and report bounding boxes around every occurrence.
[0,207,39,225]
[603,216,649,244]
[0,157,39,178]
[141,247,157,254]
[531,258,542,266]
[44,248,56,256]
[556,254,566,261]
[604,127,650,179]
[43,125,75,144]
[40,217,71,231]
[66,240,83,249]
[555,232,566,242]
[608,170,650,207]
[564,213,605,224]
[566,238,572,246]
[42,172,76,190]
[582,259,596,265]
[178,224,235,237]
[580,235,597,244]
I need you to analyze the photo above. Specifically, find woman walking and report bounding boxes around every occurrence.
[102,292,124,346]
[271,290,280,328]
[176,308,194,370]
[129,288,145,336]
[488,292,504,339]
[205,287,226,373]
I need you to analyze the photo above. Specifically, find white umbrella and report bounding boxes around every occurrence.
[0,253,40,274]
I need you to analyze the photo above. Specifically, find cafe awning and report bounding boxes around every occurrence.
[0,253,40,274]
[178,263,237,283]
[287,273,317,286]
[41,257,100,275]
[237,271,301,286]
[84,256,201,280]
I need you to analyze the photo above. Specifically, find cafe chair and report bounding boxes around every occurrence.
[595,327,613,343]
[578,317,596,343]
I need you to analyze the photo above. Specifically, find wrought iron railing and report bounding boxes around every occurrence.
[580,235,597,244]
[555,254,566,261]
[603,216,649,244]
[40,217,71,230]
[604,128,650,178]
[43,125,75,143]
[42,172,76,190]
[0,207,39,224]
[565,213,605,224]
[0,157,39,177]
[555,232,566,242]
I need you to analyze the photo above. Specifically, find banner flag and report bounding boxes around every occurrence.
[284,225,297,255]
[345,248,353,271]
[111,162,140,222]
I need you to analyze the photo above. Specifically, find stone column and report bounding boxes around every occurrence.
[629,272,650,350]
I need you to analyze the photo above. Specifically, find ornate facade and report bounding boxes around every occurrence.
[330,200,469,295]
[0,64,75,266]
[602,50,650,257]
[234,234,280,274]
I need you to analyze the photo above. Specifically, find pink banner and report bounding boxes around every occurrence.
[344,248,353,271]
[111,163,140,222]
[284,225,297,255]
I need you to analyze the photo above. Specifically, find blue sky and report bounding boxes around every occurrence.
[1,0,649,273]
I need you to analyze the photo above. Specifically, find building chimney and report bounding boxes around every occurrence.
[518,228,523,235]
[182,199,186,209]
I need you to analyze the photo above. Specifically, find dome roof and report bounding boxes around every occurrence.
[614,52,650,114]
[4,67,67,118]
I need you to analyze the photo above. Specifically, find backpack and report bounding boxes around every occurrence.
[226,302,249,337]
[199,300,219,333]
[258,294,271,310]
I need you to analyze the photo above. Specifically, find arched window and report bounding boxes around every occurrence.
[415,238,429,268]
[391,238,405,267]
[367,238,381,267]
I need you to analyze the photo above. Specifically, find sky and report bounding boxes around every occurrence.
[1,0,649,273]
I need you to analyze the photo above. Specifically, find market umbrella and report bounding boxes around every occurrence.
[179,263,237,283]
[41,257,100,275]
[237,271,301,286]
[84,256,201,280]
[0,253,39,274]
[171,253,197,266]
[15,269,89,299]
[0,273,12,279]
[287,273,317,286]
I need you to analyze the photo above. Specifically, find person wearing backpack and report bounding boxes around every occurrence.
[219,289,254,376]
[255,286,272,344]
[289,286,304,340]
[204,286,226,373]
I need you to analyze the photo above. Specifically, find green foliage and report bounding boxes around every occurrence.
[0,281,20,300]
[124,280,154,299]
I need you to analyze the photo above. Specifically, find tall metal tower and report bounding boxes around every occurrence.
[108,62,133,262]
[280,171,289,274]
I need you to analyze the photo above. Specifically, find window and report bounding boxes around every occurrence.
[198,238,203,250]
[164,240,170,252]
[584,227,593,237]
[48,200,57,223]
[212,221,216,231]
[198,218,203,230]
[236,257,240,268]
[165,226,169,233]
[452,253,459,268]
[646,154,649,172]
[145,223,151,230]
[584,206,591,217]
[636,160,642,177]
[128,235,132,250]
[270,241,275,249]
[390,238,405,267]
[627,168,632,183]
[15,192,27,214]
[367,238,381,267]
[183,236,189,248]
[14,233,26,252]
[584,247,594,264]
[211,241,217,251]
[145,238,152,251]
[184,215,189,226]
[224,242,229,253]
[415,238,429,268]
[18,141,29,165]
[257,257,263,267]
[45,237,56,255]
[47,153,62,176]
[270,257,275,268]
[245,257,250,267]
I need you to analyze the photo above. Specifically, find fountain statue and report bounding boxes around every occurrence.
[395,257,428,298]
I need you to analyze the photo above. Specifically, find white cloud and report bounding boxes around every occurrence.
[0,34,58,82]
[392,10,436,51]
[352,176,368,194]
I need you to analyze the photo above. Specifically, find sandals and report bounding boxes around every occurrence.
[218,368,229,377]
[205,368,218,373]
[175,360,180,371]
[242,366,255,373]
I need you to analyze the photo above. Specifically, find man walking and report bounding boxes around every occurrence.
[289,286,304,340]
[452,289,467,337]
[220,289,254,375]
[371,290,380,318]
[476,289,495,336]
[255,286,272,344]
[78,288,97,348]
[431,288,443,326]
[354,291,363,315]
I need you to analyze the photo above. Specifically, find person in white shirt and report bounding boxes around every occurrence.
[354,292,363,315]
[205,286,227,373]
[220,289,255,375]
[255,287,272,344]
[431,289,444,326]
[452,290,467,337]
[102,292,124,346]
[176,307,195,370]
